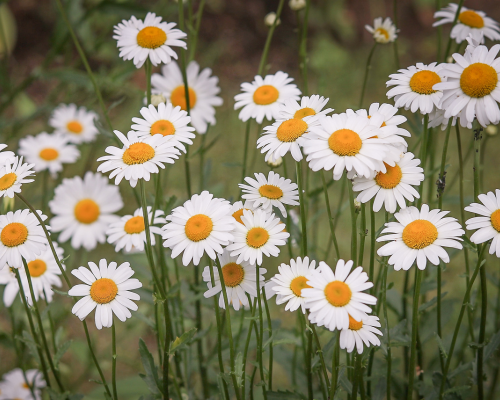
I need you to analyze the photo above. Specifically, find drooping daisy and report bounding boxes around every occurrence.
[113,12,187,68]
[162,191,235,266]
[0,156,35,198]
[434,45,500,128]
[49,172,123,251]
[279,95,334,121]
[131,103,195,152]
[230,200,259,225]
[68,259,142,329]
[365,17,397,44]
[18,132,80,177]
[0,144,15,163]
[465,189,500,257]
[226,209,289,266]
[301,259,377,331]
[353,152,424,213]
[234,71,301,124]
[386,63,446,115]
[202,249,264,310]
[151,60,223,134]
[97,130,180,188]
[340,314,382,354]
[269,256,316,313]
[0,368,45,400]
[433,4,500,44]
[427,108,459,130]
[49,104,99,144]
[377,204,464,271]
[239,171,299,217]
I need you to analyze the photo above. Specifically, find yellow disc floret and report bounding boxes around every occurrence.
[324,280,352,307]
[1,222,29,247]
[246,227,270,248]
[460,63,498,98]
[90,278,118,304]
[290,276,311,297]
[0,173,16,191]
[459,10,485,28]
[185,214,213,242]
[348,314,363,331]
[294,107,316,119]
[491,209,500,232]
[122,142,156,165]
[150,119,176,136]
[171,86,197,111]
[28,259,47,277]
[253,85,279,105]
[276,118,308,142]
[328,129,362,156]
[258,184,283,200]
[66,121,83,134]
[74,199,100,224]
[136,26,167,49]
[222,262,245,287]
[402,219,438,249]
[375,163,403,189]
[124,216,145,234]
[232,209,251,225]
[39,148,59,161]
[409,70,441,95]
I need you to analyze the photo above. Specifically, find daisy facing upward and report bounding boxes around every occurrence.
[365,17,397,44]
[0,156,35,199]
[49,103,99,144]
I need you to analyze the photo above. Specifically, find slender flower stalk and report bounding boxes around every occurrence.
[369,201,376,292]
[188,0,207,61]
[321,172,340,259]
[382,258,392,399]
[296,161,308,255]
[330,334,340,399]
[241,121,252,184]
[348,183,358,261]
[417,115,430,205]
[392,0,400,69]
[262,286,274,390]
[145,60,152,105]
[358,203,367,266]
[352,353,363,399]
[407,267,423,400]
[359,43,378,108]
[258,0,286,75]
[241,296,258,399]
[442,0,464,61]
[111,324,118,400]
[297,0,310,94]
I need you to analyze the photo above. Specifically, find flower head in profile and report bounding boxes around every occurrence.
[230,200,259,225]
[49,104,99,144]
[365,17,397,44]
[0,368,46,400]
[0,156,35,198]
[0,144,15,164]
[340,314,382,354]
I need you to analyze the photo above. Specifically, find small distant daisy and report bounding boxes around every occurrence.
[131,103,195,152]
[377,204,464,271]
[302,259,377,331]
[230,200,259,225]
[49,172,123,251]
[226,209,289,266]
[340,314,382,354]
[365,17,397,44]
[386,63,446,115]
[106,206,165,253]
[234,71,301,124]
[279,95,334,121]
[465,189,500,257]
[113,12,187,68]
[0,368,45,400]
[202,249,264,310]
[97,130,180,188]
[433,4,500,44]
[49,104,99,144]
[152,60,223,134]
[240,171,299,217]
[68,259,142,329]
[353,152,424,213]
[0,144,15,163]
[0,156,35,198]
[162,191,235,266]
[18,132,80,177]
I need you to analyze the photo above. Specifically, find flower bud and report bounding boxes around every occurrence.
[289,0,306,11]
[486,124,498,136]
[150,94,166,107]
[267,156,283,168]
[264,12,281,27]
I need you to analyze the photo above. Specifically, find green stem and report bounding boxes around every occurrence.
[192,264,209,398]
[262,287,274,390]
[392,0,400,69]
[352,353,362,399]
[442,0,464,61]
[145,59,152,105]
[111,324,118,400]
[298,0,310,94]
[417,115,430,206]
[407,267,423,400]
[296,161,308,256]
[188,0,207,61]
[310,320,330,393]
[241,121,252,185]
[330,335,340,399]
[358,203,367,266]
[348,182,358,261]
[321,171,340,260]
[299,313,313,400]
[382,260,392,399]
[359,43,377,108]
[242,296,258,399]
[257,0,286,75]
[369,202,376,293]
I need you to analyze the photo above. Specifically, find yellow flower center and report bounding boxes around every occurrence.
[293,107,316,119]
[258,184,283,200]
[253,85,279,105]
[66,120,83,134]
[74,199,100,224]
[276,118,308,142]
[150,119,176,136]
[0,172,17,191]
[124,216,145,234]
[185,214,213,242]
[246,227,270,248]
[39,148,59,161]
[171,86,197,111]
[90,278,118,304]
[28,259,47,277]
[221,262,245,287]
[348,314,363,331]
[1,222,29,247]
[290,276,311,297]
[491,209,500,232]
[460,63,498,98]
[122,142,156,165]
[402,219,438,249]
[324,280,352,307]
[232,208,251,225]
[459,10,484,28]
[136,26,167,49]
[328,129,362,156]
[409,70,441,95]
[375,163,403,189]
[375,27,389,40]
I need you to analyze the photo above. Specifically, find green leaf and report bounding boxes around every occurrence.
[266,390,306,399]
[18,331,41,365]
[263,331,278,349]
[169,327,197,354]
[272,338,300,347]
[485,329,500,360]
[166,281,181,298]
[435,333,448,359]
[138,338,161,395]
[52,288,70,297]
[338,365,352,394]
[419,292,448,313]
[54,340,73,369]
[234,352,244,388]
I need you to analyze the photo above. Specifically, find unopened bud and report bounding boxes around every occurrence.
[2,196,14,213]
[150,93,166,107]
[446,56,453,63]
[289,0,306,11]
[267,156,283,168]
[486,124,498,136]
[264,12,281,27]
[354,199,362,213]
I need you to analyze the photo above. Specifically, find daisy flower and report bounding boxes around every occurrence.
[49,172,123,251]
[97,130,180,188]
[279,95,334,121]
[202,249,264,310]
[301,259,377,331]
[226,209,289,266]
[433,4,500,44]
[162,191,235,266]
[269,256,316,313]
[239,171,299,217]
[68,259,142,329]
[131,103,195,152]
[353,152,424,213]
[106,206,165,253]
[428,108,458,130]
[365,17,397,44]
[386,63,446,115]
[0,156,35,198]
[0,368,45,400]
[0,144,15,163]
[340,314,382,354]
[0,266,17,306]
[113,12,187,68]
[230,200,259,225]
[151,60,222,134]
[18,132,80,177]
[465,189,500,257]
[234,71,301,124]
[49,104,99,144]
[377,204,464,271]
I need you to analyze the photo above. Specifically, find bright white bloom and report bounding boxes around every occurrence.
[465,31,484,57]
[0,368,45,400]
[377,204,464,271]
[49,172,123,251]
[289,0,306,11]
[0,144,15,164]
[279,95,333,122]
[234,71,301,124]
[68,259,142,330]
[113,12,187,68]
[162,191,235,266]
[428,108,459,130]
[49,104,99,144]
[152,60,223,134]
[0,156,35,198]
[230,200,259,225]
[264,12,281,27]
[365,17,397,44]
[340,314,382,354]
[302,259,377,331]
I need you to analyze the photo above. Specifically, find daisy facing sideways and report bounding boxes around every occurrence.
[230,200,259,225]
[0,156,35,199]
[365,17,397,44]
[279,95,334,121]
[49,103,99,144]
[340,314,383,354]
[0,368,46,400]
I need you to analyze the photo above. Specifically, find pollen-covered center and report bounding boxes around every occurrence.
[171,86,197,111]
[222,262,245,287]
[294,107,316,119]
[39,148,59,161]
[122,142,155,165]
[375,27,389,40]
[459,10,485,28]
[66,121,83,134]
[246,227,270,248]
[0,172,17,191]
[276,118,308,142]
[1,222,29,247]
[328,129,362,156]
[375,163,403,189]
[28,259,47,278]
[232,208,251,225]
[136,26,167,49]
[460,63,498,98]
[90,278,118,304]
[185,214,213,242]
[402,219,438,249]
[124,216,145,234]
[74,199,100,224]
[150,119,176,136]
[348,314,363,331]
[258,184,283,200]
[324,280,352,307]
[491,209,500,232]
[253,85,279,105]
[409,70,441,95]
[290,276,311,297]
